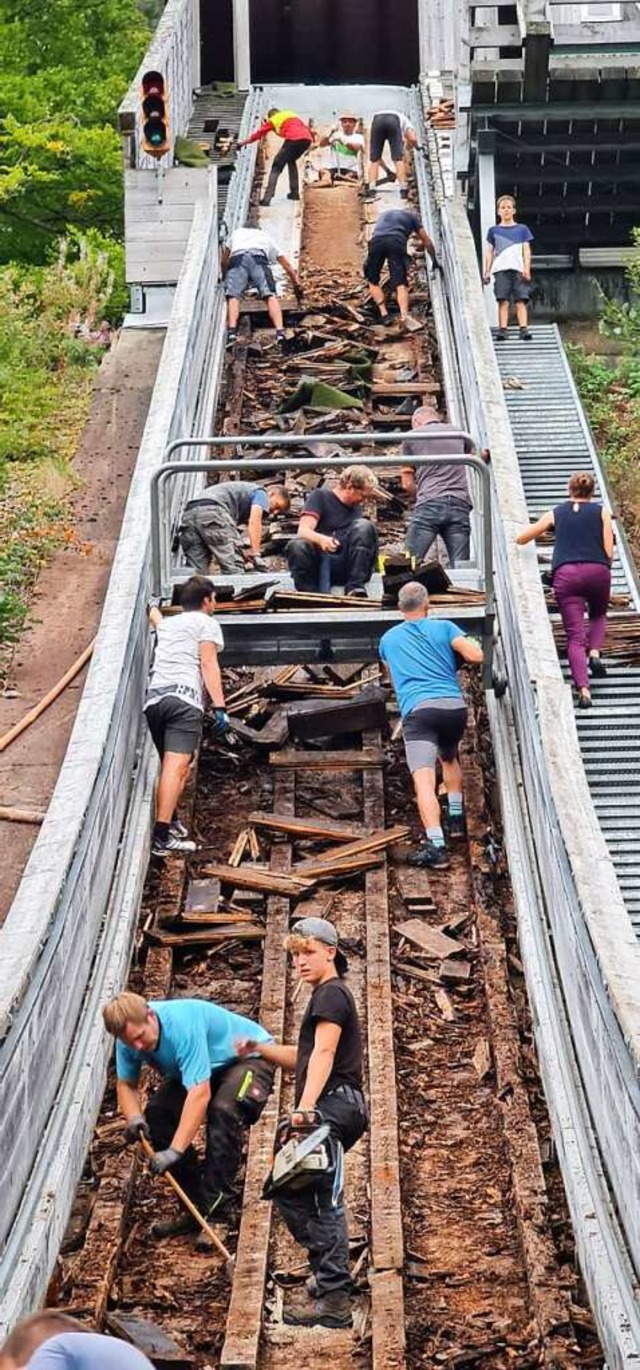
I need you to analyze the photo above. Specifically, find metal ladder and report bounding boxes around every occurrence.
[493,323,640,932]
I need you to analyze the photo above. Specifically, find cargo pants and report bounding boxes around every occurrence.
[179,503,246,574]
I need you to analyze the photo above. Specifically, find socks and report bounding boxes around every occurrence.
[427,825,445,848]
[154,820,170,843]
[448,792,463,817]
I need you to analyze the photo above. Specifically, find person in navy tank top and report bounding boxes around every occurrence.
[517,472,614,708]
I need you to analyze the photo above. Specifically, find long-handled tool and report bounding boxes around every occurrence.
[139,1135,235,1274]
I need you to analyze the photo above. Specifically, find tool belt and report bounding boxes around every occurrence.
[325,1083,368,1119]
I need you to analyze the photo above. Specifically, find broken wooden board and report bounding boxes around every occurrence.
[269,748,386,770]
[248,810,368,843]
[198,862,315,897]
[105,1312,192,1368]
[394,918,464,961]
[394,867,437,913]
[287,689,387,742]
[472,1038,492,1080]
[227,712,289,749]
[434,988,456,1021]
[148,924,265,947]
[291,852,383,882]
[439,957,472,982]
[295,826,410,872]
[184,877,220,916]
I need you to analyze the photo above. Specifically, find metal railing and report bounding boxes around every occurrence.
[416,79,640,1367]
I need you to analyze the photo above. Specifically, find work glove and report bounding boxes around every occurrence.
[149,1146,183,1176]
[252,555,268,572]
[211,708,230,734]
[293,282,304,303]
[124,1114,151,1145]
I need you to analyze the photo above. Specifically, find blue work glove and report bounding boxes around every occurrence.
[124,1114,151,1145]
[149,1146,183,1176]
[212,708,230,734]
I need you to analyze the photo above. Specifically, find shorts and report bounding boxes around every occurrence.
[224,251,277,301]
[493,269,530,304]
[364,234,410,289]
[370,112,404,162]
[402,701,468,773]
[144,694,203,757]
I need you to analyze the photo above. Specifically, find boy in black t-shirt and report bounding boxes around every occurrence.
[235,917,367,1328]
[286,464,380,598]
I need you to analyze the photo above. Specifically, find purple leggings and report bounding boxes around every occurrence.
[553,562,611,690]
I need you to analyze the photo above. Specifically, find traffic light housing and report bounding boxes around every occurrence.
[141,71,170,158]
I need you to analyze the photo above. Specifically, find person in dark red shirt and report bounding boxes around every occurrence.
[238,107,312,206]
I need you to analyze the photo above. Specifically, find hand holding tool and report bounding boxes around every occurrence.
[139,1134,235,1273]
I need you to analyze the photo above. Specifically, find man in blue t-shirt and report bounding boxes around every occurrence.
[379,581,483,868]
[483,194,533,341]
[364,207,438,330]
[102,993,274,1243]
[179,480,290,574]
[1,1311,153,1368]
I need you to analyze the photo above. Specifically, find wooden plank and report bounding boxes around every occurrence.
[293,852,383,882]
[148,924,265,947]
[371,380,440,396]
[248,810,369,843]
[197,862,315,896]
[220,775,294,1369]
[105,1312,192,1368]
[394,918,465,961]
[370,1269,407,1370]
[364,750,402,1293]
[269,749,386,770]
[294,826,410,872]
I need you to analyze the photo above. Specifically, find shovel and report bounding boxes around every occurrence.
[139,1134,235,1276]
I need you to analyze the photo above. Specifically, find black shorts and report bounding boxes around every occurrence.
[493,269,530,303]
[402,702,468,773]
[144,695,203,757]
[370,112,403,162]
[364,235,410,289]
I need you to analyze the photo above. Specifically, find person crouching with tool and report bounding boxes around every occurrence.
[102,992,275,1247]
[236,917,367,1329]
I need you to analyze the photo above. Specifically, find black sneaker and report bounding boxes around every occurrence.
[400,186,410,200]
[363,187,377,200]
[379,312,393,326]
[226,329,237,348]
[259,196,272,207]
[152,831,197,858]
[519,327,532,341]
[578,690,593,710]
[495,329,508,342]
[347,586,368,598]
[275,329,286,345]
[408,841,451,870]
[447,811,467,841]
[284,1293,353,1329]
[589,654,607,678]
[287,192,300,201]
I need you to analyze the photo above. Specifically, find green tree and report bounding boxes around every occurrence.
[0,0,150,262]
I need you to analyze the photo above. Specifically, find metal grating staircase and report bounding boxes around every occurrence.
[494,323,640,930]
[186,89,249,225]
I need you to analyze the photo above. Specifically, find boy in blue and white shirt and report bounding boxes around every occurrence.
[483,194,533,341]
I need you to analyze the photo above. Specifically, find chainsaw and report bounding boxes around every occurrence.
[263,1111,333,1198]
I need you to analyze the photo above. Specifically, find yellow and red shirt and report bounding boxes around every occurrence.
[245,109,312,144]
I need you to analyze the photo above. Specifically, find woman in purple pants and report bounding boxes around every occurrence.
[517,472,614,709]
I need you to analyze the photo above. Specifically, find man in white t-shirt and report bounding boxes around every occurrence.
[224,225,302,347]
[365,110,418,201]
[145,576,227,857]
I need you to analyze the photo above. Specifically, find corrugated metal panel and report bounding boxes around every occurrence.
[494,323,640,927]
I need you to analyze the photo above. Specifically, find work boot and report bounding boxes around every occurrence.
[287,191,300,201]
[195,1190,231,1249]
[284,1291,353,1329]
[259,196,272,207]
[151,1211,198,1239]
[408,840,451,870]
[347,586,368,599]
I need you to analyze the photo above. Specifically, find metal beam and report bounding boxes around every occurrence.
[477,128,498,328]
[232,0,250,90]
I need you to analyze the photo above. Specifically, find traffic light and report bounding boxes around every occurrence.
[141,71,170,158]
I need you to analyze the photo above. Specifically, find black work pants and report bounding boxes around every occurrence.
[263,138,311,200]
[145,1059,274,1213]
[287,518,378,593]
[274,1090,367,1296]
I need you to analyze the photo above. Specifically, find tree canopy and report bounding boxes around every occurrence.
[0,0,151,262]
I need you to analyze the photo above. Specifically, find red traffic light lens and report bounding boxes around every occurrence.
[142,70,165,97]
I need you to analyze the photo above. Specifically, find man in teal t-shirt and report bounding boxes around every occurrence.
[379,581,483,868]
[103,993,274,1242]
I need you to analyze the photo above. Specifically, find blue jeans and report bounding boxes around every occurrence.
[406,498,471,567]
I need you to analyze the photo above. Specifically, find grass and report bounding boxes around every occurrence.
[567,346,640,561]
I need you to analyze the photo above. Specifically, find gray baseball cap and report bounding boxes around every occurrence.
[291,917,348,975]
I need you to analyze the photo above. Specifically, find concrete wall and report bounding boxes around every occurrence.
[531,268,631,320]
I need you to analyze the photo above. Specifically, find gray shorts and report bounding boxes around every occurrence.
[493,269,530,304]
[224,251,277,300]
[144,694,203,757]
[402,699,467,773]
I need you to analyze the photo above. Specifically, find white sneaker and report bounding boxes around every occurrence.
[152,831,196,857]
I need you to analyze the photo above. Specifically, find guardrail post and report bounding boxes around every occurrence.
[477,128,498,329]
